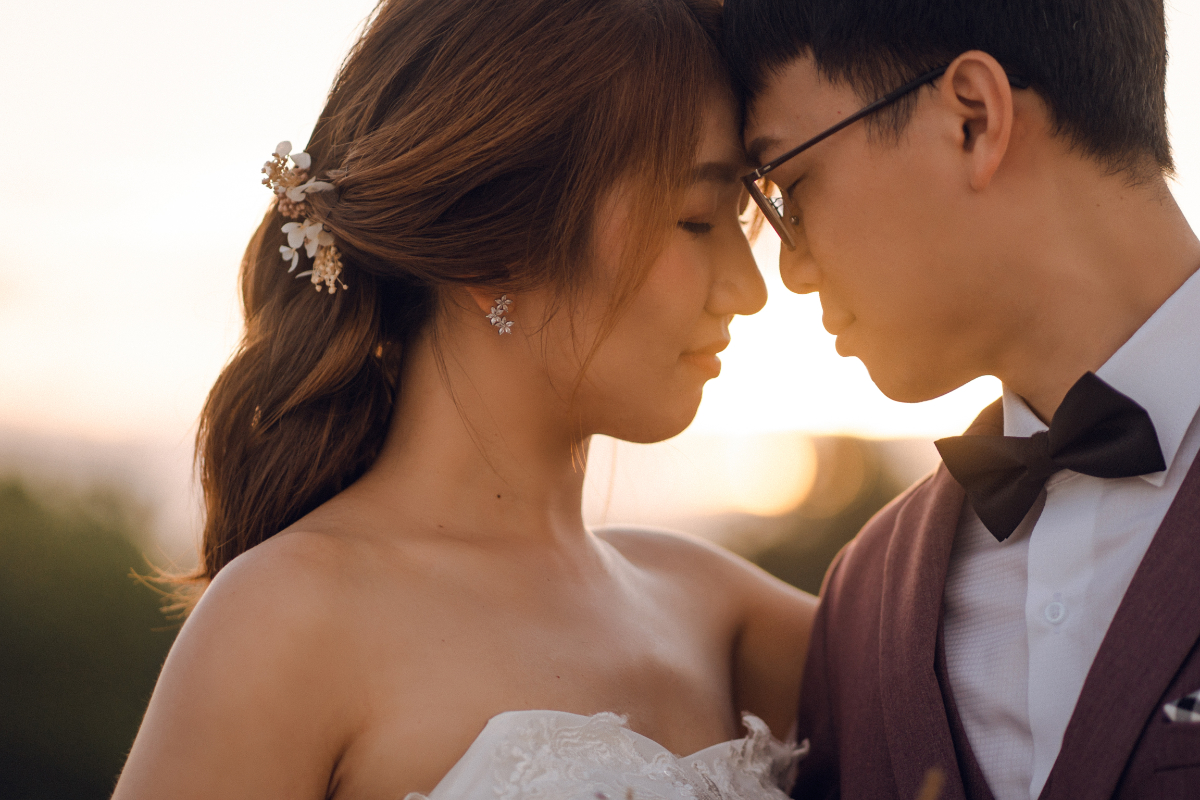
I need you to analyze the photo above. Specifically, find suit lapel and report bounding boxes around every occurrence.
[877,400,1002,800]
[1040,452,1200,800]
[878,464,972,800]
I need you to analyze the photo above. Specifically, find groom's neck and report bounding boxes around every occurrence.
[990,163,1200,421]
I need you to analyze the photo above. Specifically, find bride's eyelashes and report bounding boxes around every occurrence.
[678,220,714,235]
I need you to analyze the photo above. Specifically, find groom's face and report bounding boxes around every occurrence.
[744,57,1007,403]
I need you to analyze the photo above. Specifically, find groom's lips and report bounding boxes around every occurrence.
[822,307,855,337]
[681,340,729,377]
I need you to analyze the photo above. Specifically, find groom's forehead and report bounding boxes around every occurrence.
[742,57,859,165]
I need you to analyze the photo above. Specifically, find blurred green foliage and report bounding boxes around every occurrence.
[0,478,177,800]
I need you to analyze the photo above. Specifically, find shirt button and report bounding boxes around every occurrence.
[1044,601,1067,625]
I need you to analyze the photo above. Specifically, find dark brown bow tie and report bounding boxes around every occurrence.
[935,372,1166,542]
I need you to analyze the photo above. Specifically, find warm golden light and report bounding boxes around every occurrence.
[584,432,818,526]
[3,1,1200,542]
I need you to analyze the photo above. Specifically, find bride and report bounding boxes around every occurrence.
[114,0,816,796]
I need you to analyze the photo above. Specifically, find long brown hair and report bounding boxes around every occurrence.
[191,0,727,592]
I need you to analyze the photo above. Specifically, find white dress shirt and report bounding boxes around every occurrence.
[942,268,1200,800]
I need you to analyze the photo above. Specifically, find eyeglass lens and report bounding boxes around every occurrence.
[746,178,795,250]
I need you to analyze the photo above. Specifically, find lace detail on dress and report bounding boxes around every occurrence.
[404,710,806,800]
[495,712,695,800]
[688,715,808,800]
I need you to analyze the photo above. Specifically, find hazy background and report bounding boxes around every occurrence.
[3,0,1200,795]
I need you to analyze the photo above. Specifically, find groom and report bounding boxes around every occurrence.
[725,1,1200,799]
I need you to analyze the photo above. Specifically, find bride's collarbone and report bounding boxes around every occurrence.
[327,584,738,798]
[361,593,736,734]
[269,524,746,796]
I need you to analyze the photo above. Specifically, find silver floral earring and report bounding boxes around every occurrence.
[486,295,513,335]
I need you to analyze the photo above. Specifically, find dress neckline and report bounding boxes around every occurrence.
[484,708,739,760]
[406,707,807,800]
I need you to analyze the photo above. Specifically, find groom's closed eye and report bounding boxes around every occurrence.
[783,172,809,199]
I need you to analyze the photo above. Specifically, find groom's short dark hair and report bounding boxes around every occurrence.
[724,0,1171,174]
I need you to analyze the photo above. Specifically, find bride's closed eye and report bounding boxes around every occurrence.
[678,220,715,235]
[678,185,744,237]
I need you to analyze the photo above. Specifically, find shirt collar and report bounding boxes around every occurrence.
[1002,267,1200,487]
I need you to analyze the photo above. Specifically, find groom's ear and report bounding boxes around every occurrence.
[938,51,1016,192]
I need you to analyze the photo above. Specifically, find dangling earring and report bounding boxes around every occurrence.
[486,294,513,335]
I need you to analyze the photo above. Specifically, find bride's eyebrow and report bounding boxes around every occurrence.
[690,161,742,185]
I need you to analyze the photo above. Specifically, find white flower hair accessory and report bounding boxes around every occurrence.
[261,141,346,294]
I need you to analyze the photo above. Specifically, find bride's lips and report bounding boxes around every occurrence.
[680,340,729,377]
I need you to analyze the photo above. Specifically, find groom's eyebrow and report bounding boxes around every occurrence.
[745,136,782,168]
[691,161,742,184]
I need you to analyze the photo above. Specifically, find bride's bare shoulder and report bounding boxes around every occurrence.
[190,526,359,628]
[114,528,376,796]
[594,526,816,738]
[594,525,786,594]
[181,521,434,661]
[164,527,376,704]
[595,524,815,618]
[594,524,739,572]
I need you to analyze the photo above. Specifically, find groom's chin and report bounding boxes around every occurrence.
[860,357,965,405]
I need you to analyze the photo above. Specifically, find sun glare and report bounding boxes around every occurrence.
[584,432,818,526]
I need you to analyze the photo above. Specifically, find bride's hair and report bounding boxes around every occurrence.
[191,0,727,589]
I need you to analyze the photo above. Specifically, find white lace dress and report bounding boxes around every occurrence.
[403,710,806,800]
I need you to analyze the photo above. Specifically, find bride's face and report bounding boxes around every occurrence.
[555,96,767,443]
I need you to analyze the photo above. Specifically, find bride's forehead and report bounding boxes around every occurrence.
[696,114,748,172]
[689,161,742,186]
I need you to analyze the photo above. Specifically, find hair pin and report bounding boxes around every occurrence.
[261,141,346,293]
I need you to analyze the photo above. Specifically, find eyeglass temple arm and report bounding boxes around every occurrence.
[749,66,1030,181]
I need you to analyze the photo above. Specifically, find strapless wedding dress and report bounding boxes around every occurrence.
[403,710,806,800]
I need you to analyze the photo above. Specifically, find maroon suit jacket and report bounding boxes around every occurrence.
[792,401,1200,800]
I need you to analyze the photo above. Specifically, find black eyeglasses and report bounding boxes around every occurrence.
[741,64,1030,250]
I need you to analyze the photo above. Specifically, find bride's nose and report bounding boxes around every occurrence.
[708,232,767,317]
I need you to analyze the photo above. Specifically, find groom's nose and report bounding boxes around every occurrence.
[779,239,820,294]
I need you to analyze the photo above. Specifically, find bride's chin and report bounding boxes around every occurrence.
[599,404,701,445]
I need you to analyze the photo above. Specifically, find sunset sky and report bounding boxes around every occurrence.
[4,1,1200,531]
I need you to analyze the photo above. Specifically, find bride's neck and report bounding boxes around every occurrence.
[355,327,590,543]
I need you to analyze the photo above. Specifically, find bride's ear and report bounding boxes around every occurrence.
[464,287,497,315]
